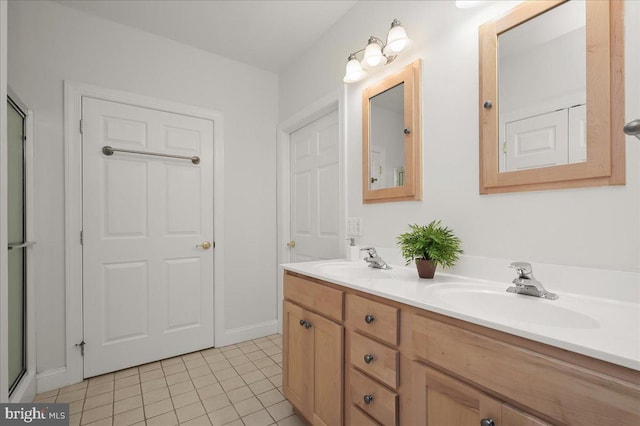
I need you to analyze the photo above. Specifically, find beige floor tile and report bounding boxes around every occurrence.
[165,371,190,385]
[188,365,212,379]
[241,370,266,385]
[268,374,282,388]
[115,384,141,402]
[256,389,284,408]
[192,374,217,389]
[266,400,293,422]
[256,341,274,350]
[143,387,170,405]
[163,363,187,376]
[69,399,85,415]
[185,357,207,369]
[141,378,167,393]
[140,369,164,383]
[176,401,206,423]
[130,422,145,426]
[60,381,89,394]
[222,349,244,359]
[113,407,144,426]
[263,347,280,357]
[85,417,112,426]
[69,413,81,426]
[241,409,274,426]
[209,360,232,373]
[146,411,178,426]
[138,361,161,373]
[57,389,87,403]
[260,365,281,378]
[171,390,199,409]
[84,392,115,410]
[115,367,139,380]
[252,358,274,369]
[169,379,195,397]
[182,351,204,361]
[86,381,114,398]
[200,348,221,357]
[219,345,239,353]
[204,353,226,364]
[114,395,143,415]
[115,375,140,390]
[196,383,224,400]
[246,351,268,362]
[270,354,282,364]
[201,394,231,414]
[228,356,250,368]
[226,386,252,404]
[89,374,115,387]
[161,356,183,367]
[276,414,305,426]
[81,404,113,425]
[34,396,57,403]
[223,421,243,426]
[233,396,262,417]
[233,362,257,375]
[219,377,245,393]
[143,398,174,419]
[248,379,274,395]
[34,389,59,400]
[180,415,212,426]
[207,405,238,426]
[214,368,238,382]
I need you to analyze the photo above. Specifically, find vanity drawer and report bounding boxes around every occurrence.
[350,369,398,426]
[350,331,399,389]
[346,294,399,345]
[410,314,640,425]
[350,405,381,426]
[284,273,343,322]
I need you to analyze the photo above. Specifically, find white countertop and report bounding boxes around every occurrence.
[282,259,640,371]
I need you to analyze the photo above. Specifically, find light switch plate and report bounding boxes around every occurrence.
[347,217,363,237]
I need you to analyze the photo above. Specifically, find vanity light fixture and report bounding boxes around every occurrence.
[343,19,411,83]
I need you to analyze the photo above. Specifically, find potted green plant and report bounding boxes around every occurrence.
[397,220,463,278]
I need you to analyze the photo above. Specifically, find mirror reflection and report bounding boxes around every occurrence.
[369,83,405,190]
[498,0,586,172]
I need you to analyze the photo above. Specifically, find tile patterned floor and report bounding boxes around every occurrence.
[33,334,305,426]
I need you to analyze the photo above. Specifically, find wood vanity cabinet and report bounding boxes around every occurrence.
[282,271,640,426]
[283,274,344,425]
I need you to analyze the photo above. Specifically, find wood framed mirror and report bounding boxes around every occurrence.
[363,60,422,203]
[479,0,624,194]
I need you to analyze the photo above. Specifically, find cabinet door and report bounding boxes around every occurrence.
[410,362,502,426]
[310,310,344,426]
[502,405,550,426]
[283,301,314,420]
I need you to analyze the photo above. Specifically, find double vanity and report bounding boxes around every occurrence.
[281,259,640,425]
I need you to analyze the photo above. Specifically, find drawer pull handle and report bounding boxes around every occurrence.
[480,419,495,426]
[363,354,374,364]
[363,394,374,404]
[364,314,375,324]
[299,320,312,329]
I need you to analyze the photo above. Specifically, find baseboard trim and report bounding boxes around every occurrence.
[9,371,36,403]
[36,367,68,393]
[217,320,279,348]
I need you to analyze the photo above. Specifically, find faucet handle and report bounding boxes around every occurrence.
[509,262,533,278]
[360,247,377,257]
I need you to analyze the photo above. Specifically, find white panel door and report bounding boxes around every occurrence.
[568,104,587,164]
[505,109,568,171]
[82,97,214,378]
[290,111,340,262]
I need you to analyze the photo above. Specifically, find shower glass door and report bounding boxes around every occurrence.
[7,96,27,394]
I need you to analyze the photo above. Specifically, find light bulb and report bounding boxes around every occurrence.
[385,20,409,54]
[363,39,387,69]
[343,56,367,83]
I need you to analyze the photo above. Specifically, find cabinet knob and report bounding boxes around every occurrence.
[363,394,374,405]
[363,354,374,364]
[304,321,312,329]
[404,128,411,134]
[480,419,495,426]
[483,100,492,109]
[364,314,375,324]
[299,319,306,327]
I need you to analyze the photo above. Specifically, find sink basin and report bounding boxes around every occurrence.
[427,284,599,329]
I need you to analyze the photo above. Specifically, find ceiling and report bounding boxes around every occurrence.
[55,0,358,72]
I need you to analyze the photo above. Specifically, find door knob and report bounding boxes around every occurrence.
[286,240,296,248]
[196,241,212,250]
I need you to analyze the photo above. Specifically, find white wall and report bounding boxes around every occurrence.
[8,1,278,380]
[280,0,640,273]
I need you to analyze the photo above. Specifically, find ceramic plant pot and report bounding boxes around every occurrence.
[415,259,437,279]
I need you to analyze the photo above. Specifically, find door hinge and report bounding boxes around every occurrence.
[80,230,83,245]
[79,119,84,134]
[75,340,86,356]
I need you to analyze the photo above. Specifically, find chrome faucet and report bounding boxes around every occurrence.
[360,247,392,270]
[507,262,558,300]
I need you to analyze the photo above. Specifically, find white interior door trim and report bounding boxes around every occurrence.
[0,0,8,402]
[276,87,346,333]
[64,81,225,387]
